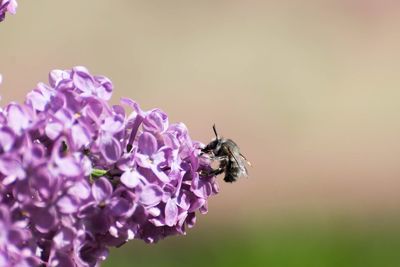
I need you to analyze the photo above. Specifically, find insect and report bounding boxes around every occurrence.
[200,124,251,182]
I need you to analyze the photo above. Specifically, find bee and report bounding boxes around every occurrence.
[200,125,251,182]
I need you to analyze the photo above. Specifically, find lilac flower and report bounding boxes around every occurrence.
[0,204,41,266]
[0,67,219,266]
[0,0,17,22]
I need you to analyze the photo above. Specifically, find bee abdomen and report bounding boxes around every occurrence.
[224,162,240,182]
[223,173,238,183]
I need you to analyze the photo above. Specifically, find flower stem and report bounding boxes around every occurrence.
[91,168,108,177]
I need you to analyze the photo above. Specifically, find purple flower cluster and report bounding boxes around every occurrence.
[0,0,17,22]
[0,67,218,266]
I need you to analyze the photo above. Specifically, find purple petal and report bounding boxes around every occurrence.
[6,104,29,133]
[56,157,81,177]
[26,89,49,111]
[150,165,170,183]
[143,109,168,133]
[95,75,113,92]
[99,134,121,163]
[135,154,152,169]
[138,132,157,156]
[199,201,208,214]
[6,0,17,14]
[112,105,125,117]
[45,122,63,140]
[191,173,213,199]
[31,169,54,200]
[0,127,15,152]
[81,155,93,176]
[90,211,112,234]
[148,207,161,216]
[68,181,91,200]
[101,116,124,133]
[165,198,178,227]
[94,76,113,100]
[186,212,196,228]
[109,198,130,217]
[177,193,190,210]
[95,85,111,101]
[57,195,79,214]
[149,217,164,227]
[92,177,113,203]
[8,228,25,244]
[72,66,96,94]
[30,144,45,160]
[189,198,206,212]
[120,170,141,188]
[49,69,71,88]
[152,150,168,165]
[32,207,58,233]
[139,185,162,206]
[53,227,75,249]
[71,124,90,148]
[78,203,97,218]
[85,97,103,119]
[54,108,74,126]
[50,94,66,112]
[0,156,25,181]
[120,98,142,115]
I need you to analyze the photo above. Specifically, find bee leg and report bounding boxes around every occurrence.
[212,156,229,161]
[200,167,224,177]
[210,167,225,176]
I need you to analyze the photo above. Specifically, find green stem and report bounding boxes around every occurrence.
[91,168,108,177]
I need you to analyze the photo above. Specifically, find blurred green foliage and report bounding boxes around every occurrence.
[103,219,400,267]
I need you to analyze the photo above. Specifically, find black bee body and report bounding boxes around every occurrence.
[201,125,250,183]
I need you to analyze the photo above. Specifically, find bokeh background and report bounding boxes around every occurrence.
[2,1,400,266]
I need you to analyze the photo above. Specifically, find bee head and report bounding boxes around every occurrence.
[202,139,221,154]
[201,124,222,155]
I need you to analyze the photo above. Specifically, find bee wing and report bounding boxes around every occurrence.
[238,154,250,177]
[227,147,249,177]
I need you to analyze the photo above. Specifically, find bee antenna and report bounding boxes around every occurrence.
[212,124,219,140]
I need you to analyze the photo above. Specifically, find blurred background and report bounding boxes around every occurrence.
[1,0,400,266]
